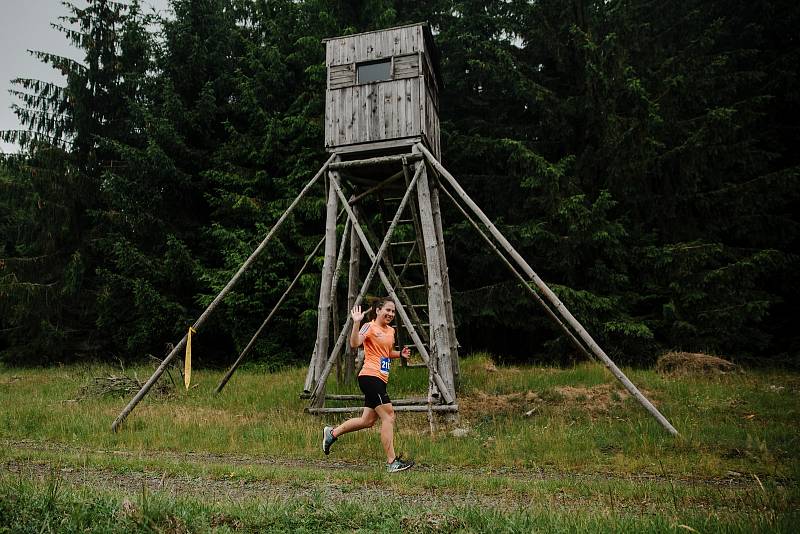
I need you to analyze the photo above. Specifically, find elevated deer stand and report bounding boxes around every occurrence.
[303,149,459,416]
[111,23,678,437]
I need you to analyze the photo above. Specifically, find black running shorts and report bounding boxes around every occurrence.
[358,375,391,409]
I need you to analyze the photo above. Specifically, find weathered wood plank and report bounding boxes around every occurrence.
[416,77,424,136]
[337,87,346,144]
[325,90,334,147]
[345,84,353,144]
[308,404,458,414]
[328,153,422,170]
[393,53,419,80]
[300,394,430,405]
[329,138,420,156]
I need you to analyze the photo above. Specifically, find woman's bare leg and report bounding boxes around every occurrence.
[374,403,397,463]
[332,408,377,438]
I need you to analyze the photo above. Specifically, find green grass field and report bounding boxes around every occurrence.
[1,354,798,532]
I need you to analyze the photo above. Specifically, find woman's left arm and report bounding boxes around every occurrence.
[391,346,411,359]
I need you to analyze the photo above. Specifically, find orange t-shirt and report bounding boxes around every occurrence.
[357,321,396,383]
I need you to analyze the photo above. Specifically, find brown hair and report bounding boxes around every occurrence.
[366,296,394,320]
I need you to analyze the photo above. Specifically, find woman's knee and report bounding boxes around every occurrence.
[380,409,395,426]
[361,414,377,428]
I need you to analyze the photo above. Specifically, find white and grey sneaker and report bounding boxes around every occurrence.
[386,455,413,473]
[322,426,336,455]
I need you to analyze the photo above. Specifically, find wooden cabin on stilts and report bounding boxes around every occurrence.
[305,23,458,417]
[110,23,678,437]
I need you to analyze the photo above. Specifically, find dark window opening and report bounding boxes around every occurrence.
[357,59,391,83]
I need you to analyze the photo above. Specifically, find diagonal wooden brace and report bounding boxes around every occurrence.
[416,142,677,436]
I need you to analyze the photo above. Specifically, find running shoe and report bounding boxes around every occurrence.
[322,426,336,455]
[386,455,414,473]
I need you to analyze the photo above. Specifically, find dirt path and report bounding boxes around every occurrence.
[1,438,764,513]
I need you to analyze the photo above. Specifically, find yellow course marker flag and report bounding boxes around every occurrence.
[185,327,196,390]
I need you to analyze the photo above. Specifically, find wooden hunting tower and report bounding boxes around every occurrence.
[112,24,678,438]
[324,23,442,159]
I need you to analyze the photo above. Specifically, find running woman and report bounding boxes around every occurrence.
[322,298,413,472]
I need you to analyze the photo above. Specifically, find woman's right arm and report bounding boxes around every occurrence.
[350,305,366,348]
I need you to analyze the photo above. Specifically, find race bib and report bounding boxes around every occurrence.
[380,357,390,375]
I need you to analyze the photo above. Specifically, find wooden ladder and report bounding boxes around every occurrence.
[379,186,430,368]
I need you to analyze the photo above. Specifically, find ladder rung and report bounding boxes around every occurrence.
[401,284,425,290]
[398,219,414,224]
[384,197,403,202]
[394,262,423,268]
[390,241,416,246]
[402,323,429,328]
[410,304,427,308]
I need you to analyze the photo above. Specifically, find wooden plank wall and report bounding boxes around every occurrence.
[325,24,441,158]
[421,51,441,158]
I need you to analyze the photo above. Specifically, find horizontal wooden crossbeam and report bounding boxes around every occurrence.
[307,404,459,414]
[328,153,423,170]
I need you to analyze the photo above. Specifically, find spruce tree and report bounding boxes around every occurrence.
[0,0,153,363]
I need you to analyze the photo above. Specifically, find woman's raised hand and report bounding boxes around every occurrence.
[351,305,366,323]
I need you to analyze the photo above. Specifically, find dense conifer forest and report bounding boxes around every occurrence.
[1,0,798,367]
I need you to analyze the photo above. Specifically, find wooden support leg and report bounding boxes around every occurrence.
[414,153,456,403]
[313,174,340,398]
[303,341,317,393]
[346,208,360,384]
[330,219,351,385]
[110,154,336,432]
[429,167,460,386]
[417,143,678,437]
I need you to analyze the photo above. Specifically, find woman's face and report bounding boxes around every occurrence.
[375,301,396,325]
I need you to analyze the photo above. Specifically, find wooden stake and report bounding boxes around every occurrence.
[417,143,678,436]
[110,154,336,432]
[303,340,317,393]
[215,235,326,394]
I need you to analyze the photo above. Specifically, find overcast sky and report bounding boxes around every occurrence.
[0,0,170,154]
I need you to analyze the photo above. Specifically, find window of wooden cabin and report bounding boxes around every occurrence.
[357,59,392,84]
